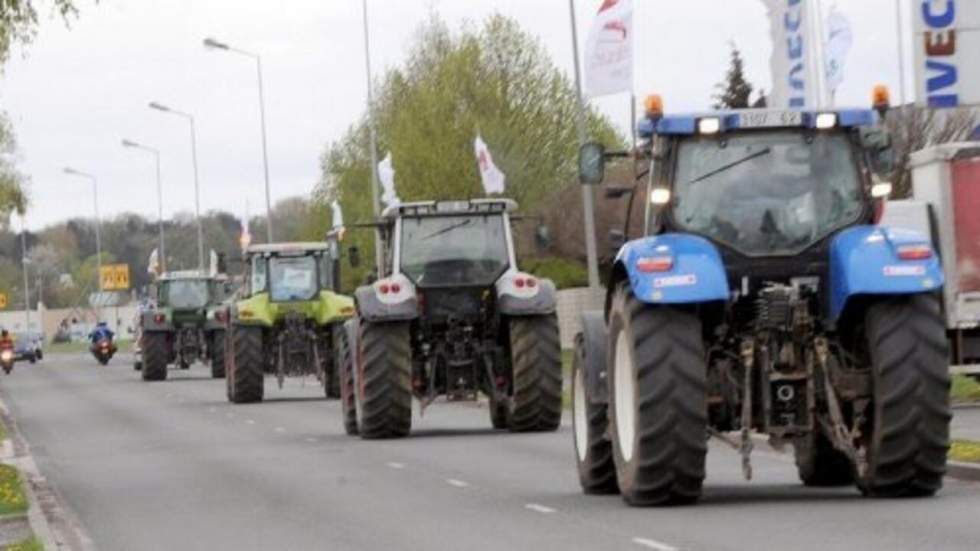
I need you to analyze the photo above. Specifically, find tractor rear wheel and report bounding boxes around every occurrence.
[858,295,951,497]
[141,332,169,382]
[507,314,562,432]
[338,326,358,435]
[794,430,853,487]
[572,339,618,495]
[228,325,265,404]
[357,321,412,439]
[607,285,707,506]
[210,330,226,379]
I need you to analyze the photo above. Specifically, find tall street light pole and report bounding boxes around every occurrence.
[122,139,166,271]
[19,215,31,332]
[64,167,102,291]
[149,102,205,271]
[361,0,385,272]
[567,0,601,290]
[203,37,275,243]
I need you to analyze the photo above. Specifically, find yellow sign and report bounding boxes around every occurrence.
[0,293,6,309]
[100,264,131,291]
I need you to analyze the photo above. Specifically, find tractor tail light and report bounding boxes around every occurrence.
[379,283,391,295]
[154,314,165,323]
[391,283,401,294]
[526,277,537,288]
[897,245,932,260]
[636,256,674,273]
[515,278,526,289]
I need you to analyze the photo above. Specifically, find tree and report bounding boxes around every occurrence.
[713,43,754,109]
[0,113,28,226]
[0,0,81,65]
[885,105,980,198]
[314,14,622,288]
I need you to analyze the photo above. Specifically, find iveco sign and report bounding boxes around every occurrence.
[914,0,980,107]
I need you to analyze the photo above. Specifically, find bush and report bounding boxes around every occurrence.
[523,257,588,290]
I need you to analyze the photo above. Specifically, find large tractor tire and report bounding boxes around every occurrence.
[572,338,619,495]
[210,330,226,379]
[607,285,708,506]
[227,325,265,404]
[858,295,951,497]
[507,314,562,432]
[356,321,412,439]
[337,327,358,436]
[141,332,170,382]
[794,430,854,487]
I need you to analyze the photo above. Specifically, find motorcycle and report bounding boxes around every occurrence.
[91,338,117,366]
[1,348,14,374]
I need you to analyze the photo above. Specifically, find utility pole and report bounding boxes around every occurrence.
[567,0,601,290]
[362,0,385,273]
[20,216,31,332]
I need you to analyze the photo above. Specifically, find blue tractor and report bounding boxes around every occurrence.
[572,90,951,506]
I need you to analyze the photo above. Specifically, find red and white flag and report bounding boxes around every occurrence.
[474,135,506,195]
[378,152,400,207]
[584,0,634,98]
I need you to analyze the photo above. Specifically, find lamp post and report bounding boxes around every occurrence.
[360,0,385,272]
[148,101,205,271]
[203,36,274,243]
[122,139,166,271]
[63,167,102,291]
[19,216,31,332]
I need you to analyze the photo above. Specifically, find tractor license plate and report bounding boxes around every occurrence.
[739,110,803,129]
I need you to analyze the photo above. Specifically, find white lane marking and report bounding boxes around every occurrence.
[386,462,405,470]
[245,419,256,425]
[446,479,469,488]
[274,427,286,433]
[305,437,317,443]
[524,503,556,514]
[632,537,679,551]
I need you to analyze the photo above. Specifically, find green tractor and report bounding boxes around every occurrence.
[224,240,354,403]
[140,270,232,381]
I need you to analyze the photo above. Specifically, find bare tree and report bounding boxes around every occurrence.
[885,105,980,198]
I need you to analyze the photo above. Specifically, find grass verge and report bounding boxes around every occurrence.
[561,349,573,409]
[2,536,43,551]
[0,465,28,517]
[952,375,980,404]
[950,440,980,463]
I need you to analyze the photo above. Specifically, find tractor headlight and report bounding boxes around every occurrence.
[815,113,838,130]
[698,117,721,135]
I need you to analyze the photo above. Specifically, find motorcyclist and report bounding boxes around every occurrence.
[0,330,14,351]
[89,322,115,347]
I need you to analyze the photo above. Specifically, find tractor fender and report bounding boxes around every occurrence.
[829,225,944,321]
[496,271,557,316]
[140,310,173,332]
[577,310,609,405]
[354,274,419,322]
[612,233,729,306]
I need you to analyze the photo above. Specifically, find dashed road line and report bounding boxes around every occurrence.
[524,503,556,514]
[632,537,679,551]
[305,437,317,443]
[446,479,469,488]
[386,462,406,470]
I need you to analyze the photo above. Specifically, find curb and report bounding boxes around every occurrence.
[952,401,980,409]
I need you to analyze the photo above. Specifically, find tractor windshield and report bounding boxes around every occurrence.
[268,256,319,302]
[162,280,210,309]
[671,131,865,256]
[400,214,510,286]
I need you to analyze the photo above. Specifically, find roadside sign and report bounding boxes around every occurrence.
[100,264,131,291]
[0,293,6,309]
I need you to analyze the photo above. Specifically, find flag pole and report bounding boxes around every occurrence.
[895,0,908,106]
[568,0,601,291]
[362,0,384,273]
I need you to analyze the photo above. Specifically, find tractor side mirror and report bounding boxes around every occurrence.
[609,229,626,253]
[579,142,606,185]
[348,246,361,268]
[859,128,895,177]
[534,224,551,250]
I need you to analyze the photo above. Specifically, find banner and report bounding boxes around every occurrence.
[824,7,853,94]
[378,152,399,207]
[762,0,818,108]
[474,135,506,195]
[584,0,634,98]
[330,200,344,229]
[913,0,980,107]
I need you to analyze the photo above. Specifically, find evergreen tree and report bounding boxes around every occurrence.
[713,43,754,109]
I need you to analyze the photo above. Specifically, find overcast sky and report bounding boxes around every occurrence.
[1,0,908,230]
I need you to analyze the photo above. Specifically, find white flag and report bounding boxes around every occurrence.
[330,200,344,229]
[584,0,634,98]
[762,0,818,108]
[239,208,252,250]
[378,152,399,207]
[147,248,160,275]
[474,135,506,195]
[209,250,219,277]
[824,7,853,94]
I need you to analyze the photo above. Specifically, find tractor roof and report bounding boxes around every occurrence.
[245,242,330,256]
[381,198,518,220]
[158,270,212,281]
[638,108,878,138]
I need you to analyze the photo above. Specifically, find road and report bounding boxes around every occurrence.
[1,353,979,551]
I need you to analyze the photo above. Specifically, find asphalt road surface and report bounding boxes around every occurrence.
[2,353,979,551]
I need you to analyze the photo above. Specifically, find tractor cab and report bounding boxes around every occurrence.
[244,242,340,302]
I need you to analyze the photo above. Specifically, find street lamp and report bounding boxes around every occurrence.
[148,101,205,271]
[122,139,166,272]
[203,36,274,243]
[63,167,103,291]
[19,215,31,332]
